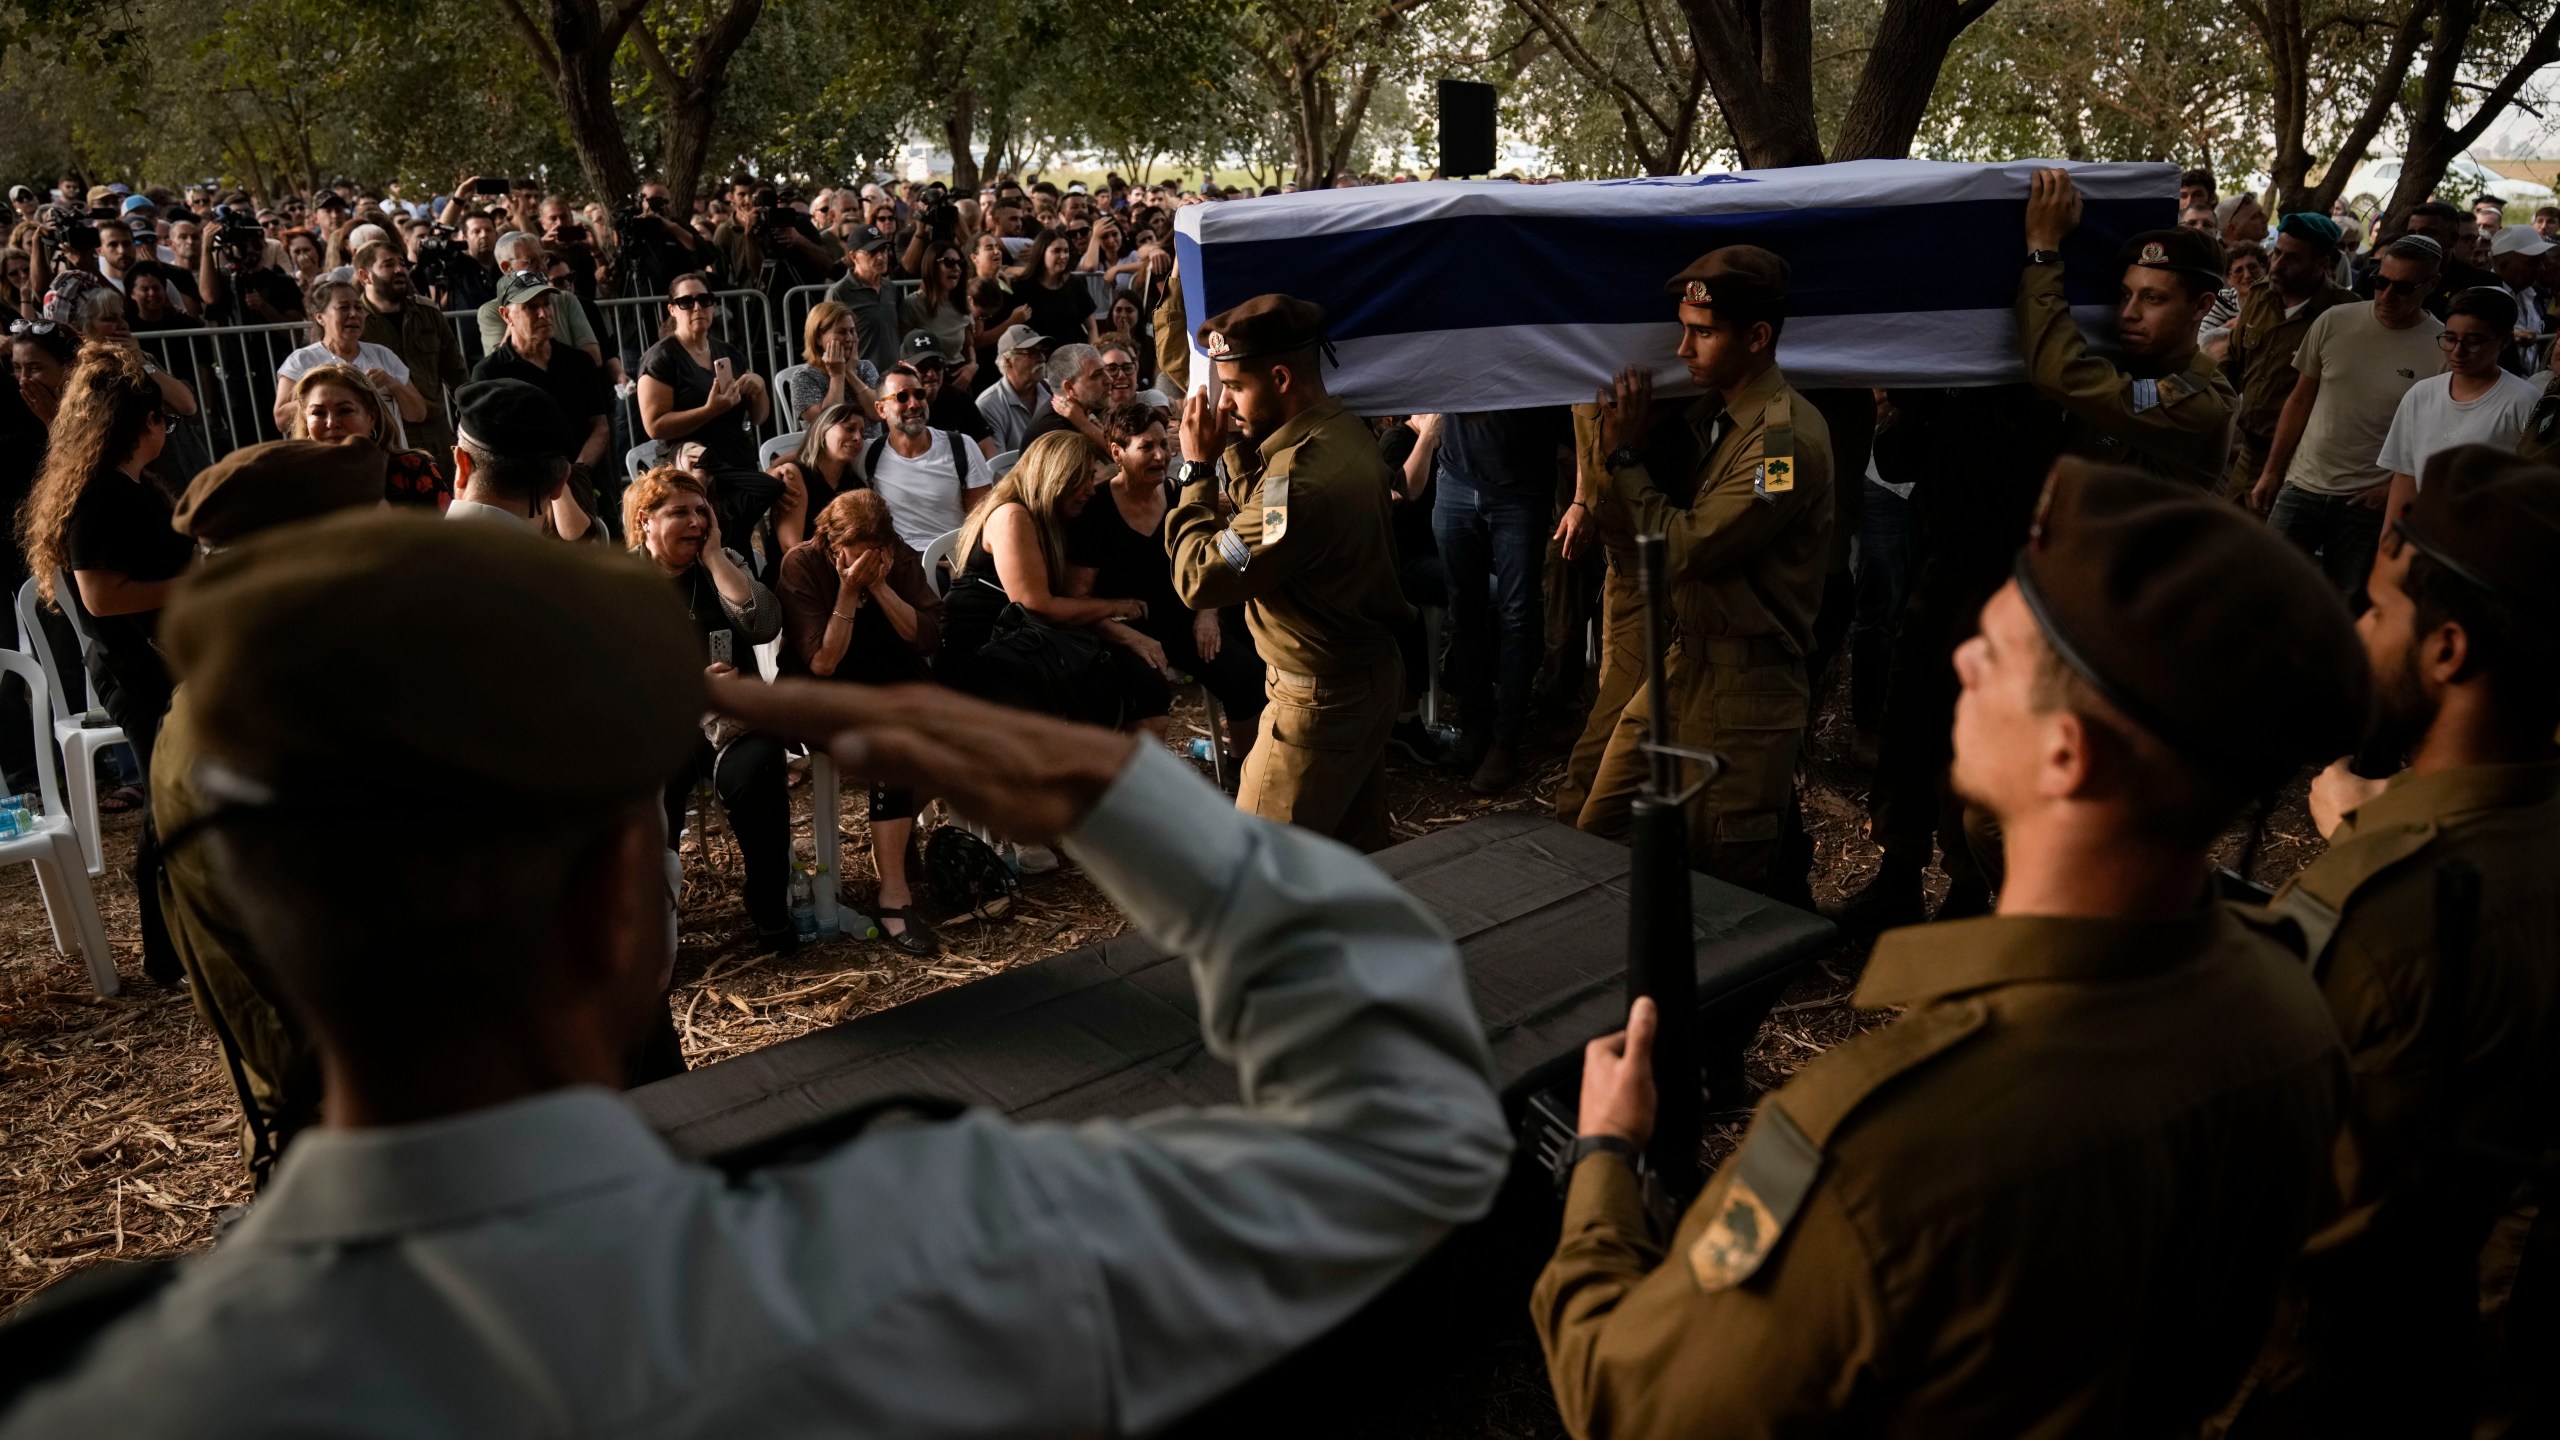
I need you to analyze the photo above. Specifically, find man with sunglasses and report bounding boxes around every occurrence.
[2376,289,2538,524]
[898,331,996,458]
[2224,445,2560,1436]
[2249,235,2445,594]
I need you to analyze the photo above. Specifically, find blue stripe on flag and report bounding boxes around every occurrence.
[1189,197,2167,343]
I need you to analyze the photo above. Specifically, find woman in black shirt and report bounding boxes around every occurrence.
[1014,228,1095,350]
[625,464,794,957]
[767,401,867,554]
[18,341,194,985]
[636,272,775,546]
[1072,403,1264,757]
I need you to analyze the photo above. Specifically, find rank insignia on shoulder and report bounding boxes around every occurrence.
[1758,456,1793,495]
[1215,527,1252,573]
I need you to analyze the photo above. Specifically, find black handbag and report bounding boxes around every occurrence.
[969,580,1128,728]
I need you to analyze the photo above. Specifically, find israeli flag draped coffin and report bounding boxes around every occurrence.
[1172,159,2177,414]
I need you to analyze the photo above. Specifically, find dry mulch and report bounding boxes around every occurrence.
[0,676,2322,1435]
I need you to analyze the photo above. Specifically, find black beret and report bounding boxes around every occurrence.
[2402,445,2560,622]
[160,512,704,812]
[455,378,572,461]
[172,440,385,547]
[2115,227,2225,285]
[2015,460,2370,787]
[1666,245,1789,314]
[1197,294,1326,363]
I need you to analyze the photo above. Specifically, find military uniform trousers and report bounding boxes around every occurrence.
[1576,637,1805,891]
[1553,556,1644,826]
[1238,651,1402,854]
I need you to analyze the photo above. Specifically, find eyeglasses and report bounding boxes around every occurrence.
[667,294,715,310]
[938,257,964,268]
[2439,331,2501,352]
[1100,362,1137,376]
[2373,277,2429,297]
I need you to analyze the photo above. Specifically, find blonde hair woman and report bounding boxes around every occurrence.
[785,298,878,426]
[290,363,446,508]
[935,430,1170,732]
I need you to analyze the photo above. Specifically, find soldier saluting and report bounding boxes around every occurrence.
[1168,295,1409,851]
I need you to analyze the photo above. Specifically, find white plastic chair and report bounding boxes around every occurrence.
[0,649,120,994]
[15,578,125,878]
[624,440,665,480]
[919,526,962,596]
[773,363,817,419]
[759,430,806,472]
[988,448,1022,480]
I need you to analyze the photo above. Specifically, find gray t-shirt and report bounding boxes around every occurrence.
[2284,302,2444,496]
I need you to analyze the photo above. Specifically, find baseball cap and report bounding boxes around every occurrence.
[495,270,561,307]
[995,323,1048,358]
[852,226,893,254]
[902,331,952,365]
[2490,223,2553,259]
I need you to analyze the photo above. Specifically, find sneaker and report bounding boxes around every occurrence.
[1388,715,1449,765]
[1008,841,1060,875]
[1468,743,1520,795]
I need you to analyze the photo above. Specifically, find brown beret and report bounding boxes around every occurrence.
[2402,445,2560,622]
[1197,294,1327,363]
[1667,245,1789,314]
[172,440,385,546]
[2015,461,2369,786]
[160,511,704,812]
[2114,226,2224,285]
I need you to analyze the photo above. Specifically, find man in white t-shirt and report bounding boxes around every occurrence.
[869,365,992,553]
[2251,236,2445,592]
[2377,286,2541,524]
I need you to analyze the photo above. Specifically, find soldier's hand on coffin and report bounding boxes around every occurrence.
[709,674,1136,845]
[1576,996,1658,1146]
[2025,168,2083,253]
[1595,365,1651,453]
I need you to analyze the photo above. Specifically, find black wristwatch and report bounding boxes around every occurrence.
[1177,458,1219,486]
[2026,248,2064,266]
[1557,1133,1641,1194]
[1604,446,1643,473]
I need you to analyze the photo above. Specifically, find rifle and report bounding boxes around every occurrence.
[1624,532,1722,1204]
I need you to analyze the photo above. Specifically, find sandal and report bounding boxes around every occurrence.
[873,905,939,957]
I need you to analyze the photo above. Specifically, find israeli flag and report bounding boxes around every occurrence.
[1172,159,2176,413]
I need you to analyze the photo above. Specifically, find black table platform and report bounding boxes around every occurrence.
[635,812,1838,1160]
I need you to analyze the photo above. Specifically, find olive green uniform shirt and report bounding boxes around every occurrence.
[1166,396,1408,675]
[2235,761,2560,1430]
[362,294,470,460]
[2018,261,2237,489]
[2222,282,2357,462]
[2518,372,2560,461]
[1534,907,2344,1437]
[1605,365,1833,659]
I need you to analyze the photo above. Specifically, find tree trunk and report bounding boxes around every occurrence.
[1680,0,1824,167]
[659,92,719,211]
[2302,0,2436,214]
[542,0,642,206]
[642,0,765,208]
[1832,0,2001,160]
[945,84,979,193]
[2245,0,2314,212]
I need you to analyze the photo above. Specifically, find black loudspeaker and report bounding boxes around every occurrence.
[1437,79,1498,177]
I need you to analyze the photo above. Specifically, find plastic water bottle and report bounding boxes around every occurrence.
[789,868,818,940]
[0,807,17,841]
[1187,738,1216,764]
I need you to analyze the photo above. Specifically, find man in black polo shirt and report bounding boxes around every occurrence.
[901,331,996,457]
[471,271,611,524]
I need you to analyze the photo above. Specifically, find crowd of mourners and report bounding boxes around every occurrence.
[0,153,2554,1440]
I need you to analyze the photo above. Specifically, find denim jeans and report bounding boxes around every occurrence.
[1432,481,1547,747]
[2268,482,2385,600]
[1850,477,1916,729]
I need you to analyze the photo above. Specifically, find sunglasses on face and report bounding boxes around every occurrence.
[667,294,715,310]
[2373,277,2429,297]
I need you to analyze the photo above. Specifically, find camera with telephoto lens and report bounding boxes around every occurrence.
[211,204,264,263]
[38,201,98,255]
[924,201,959,244]
[410,223,465,294]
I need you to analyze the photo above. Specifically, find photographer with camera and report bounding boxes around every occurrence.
[897,194,963,282]
[745,186,838,297]
[614,181,715,298]
[191,200,301,327]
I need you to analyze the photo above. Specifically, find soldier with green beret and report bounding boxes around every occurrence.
[1536,461,2367,1433]
[155,440,388,1181]
[1572,245,1834,893]
[1168,293,1409,851]
[2021,168,2238,489]
[2224,445,2560,1435]
[2221,211,2356,502]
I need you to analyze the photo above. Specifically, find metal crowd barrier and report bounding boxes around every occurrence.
[139,320,317,463]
